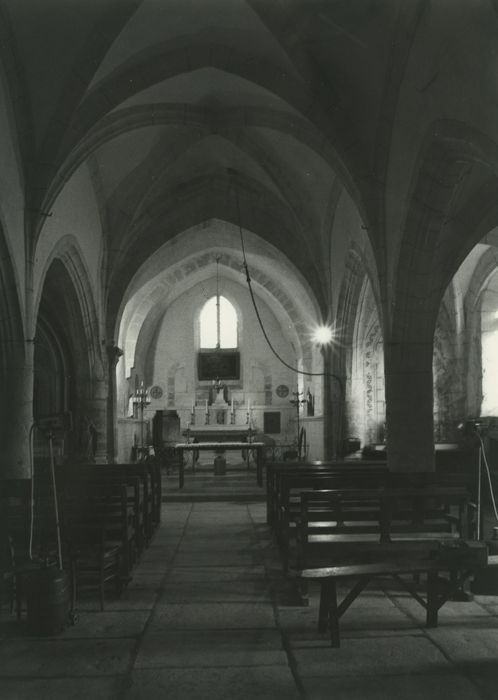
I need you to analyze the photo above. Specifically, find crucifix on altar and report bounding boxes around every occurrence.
[208,377,230,424]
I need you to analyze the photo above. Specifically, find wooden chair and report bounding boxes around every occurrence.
[64,498,125,611]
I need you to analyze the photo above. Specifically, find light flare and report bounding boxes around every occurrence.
[312,325,335,345]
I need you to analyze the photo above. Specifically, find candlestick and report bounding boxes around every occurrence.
[132,379,151,461]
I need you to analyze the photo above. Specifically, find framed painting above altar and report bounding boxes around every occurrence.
[197,350,240,380]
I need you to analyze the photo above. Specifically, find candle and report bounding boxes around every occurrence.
[205,399,208,411]
[231,398,234,412]
[191,402,194,413]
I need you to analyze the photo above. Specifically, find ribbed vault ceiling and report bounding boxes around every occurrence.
[4,0,483,341]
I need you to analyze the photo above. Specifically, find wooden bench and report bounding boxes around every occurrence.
[276,471,475,570]
[270,466,390,557]
[57,462,162,552]
[57,468,146,560]
[275,471,413,569]
[266,461,387,526]
[296,486,474,572]
[299,539,488,647]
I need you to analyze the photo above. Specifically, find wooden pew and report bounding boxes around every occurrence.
[144,461,162,530]
[299,539,487,647]
[292,485,480,646]
[267,457,476,532]
[57,462,162,552]
[274,467,475,570]
[296,486,473,572]
[108,462,162,538]
[266,460,388,529]
[274,469,393,569]
[57,467,147,560]
[60,481,136,584]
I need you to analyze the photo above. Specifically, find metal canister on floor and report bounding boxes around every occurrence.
[25,564,71,635]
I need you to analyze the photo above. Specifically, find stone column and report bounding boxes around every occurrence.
[321,346,333,459]
[106,343,123,464]
[384,340,435,472]
[321,346,345,459]
[84,378,108,464]
[0,340,34,479]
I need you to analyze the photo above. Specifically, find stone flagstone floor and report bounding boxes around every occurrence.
[2,501,498,699]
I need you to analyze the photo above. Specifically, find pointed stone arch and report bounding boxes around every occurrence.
[0,223,30,478]
[34,237,106,460]
[385,119,498,471]
[118,247,315,379]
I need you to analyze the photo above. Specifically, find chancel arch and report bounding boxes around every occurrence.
[116,227,322,385]
[114,230,327,461]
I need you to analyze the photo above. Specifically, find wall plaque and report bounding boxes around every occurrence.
[150,385,163,400]
[264,412,281,434]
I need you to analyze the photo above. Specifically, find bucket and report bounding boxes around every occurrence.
[214,456,226,475]
[25,566,70,635]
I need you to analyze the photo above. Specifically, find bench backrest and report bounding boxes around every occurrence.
[297,485,472,568]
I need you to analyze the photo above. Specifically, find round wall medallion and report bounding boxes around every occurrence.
[149,385,163,400]
[276,384,289,398]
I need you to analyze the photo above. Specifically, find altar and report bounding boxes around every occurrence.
[175,440,265,488]
[183,425,252,442]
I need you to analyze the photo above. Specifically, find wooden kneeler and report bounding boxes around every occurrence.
[301,557,482,648]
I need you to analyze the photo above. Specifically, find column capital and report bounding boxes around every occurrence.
[106,342,123,367]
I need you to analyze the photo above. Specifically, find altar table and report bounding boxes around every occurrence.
[174,441,265,488]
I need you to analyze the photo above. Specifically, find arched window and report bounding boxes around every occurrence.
[200,295,238,348]
[482,326,498,415]
[480,272,498,415]
[481,306,498,415]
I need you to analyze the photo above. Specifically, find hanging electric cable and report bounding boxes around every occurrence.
[215,255,221,349]
[477,431,498,522]
[236,195,344,394]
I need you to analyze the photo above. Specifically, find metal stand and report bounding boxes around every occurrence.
[133,382,150,461]
[47,432,63,570]
[477,444,483,540]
